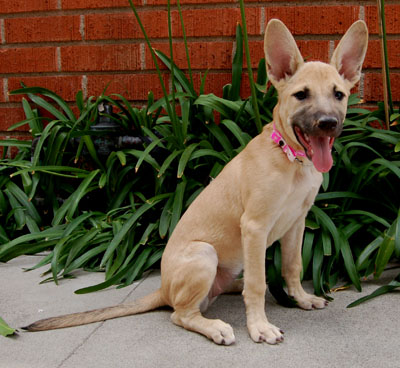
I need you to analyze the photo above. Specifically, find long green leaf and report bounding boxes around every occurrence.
[221,119,251,147]
[311,206,341,254]
[339,230,361,291]
[169,180,186,236]
[52,170,99,225]
[375,219,398,278]
[177,143,199,178]
[10,86,76,122]
[159,195,173,239]
[135,137,163,173]
[205,122,234,158]
[347,275,400,308]
[5,181,41,223]
[238,0,262,133]
[100,201,156,267]
[230,24,243,101]
[356,236,383,271]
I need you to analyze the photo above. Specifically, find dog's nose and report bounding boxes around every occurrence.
[318,116,338,131]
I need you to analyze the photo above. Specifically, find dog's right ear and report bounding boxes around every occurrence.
[264,19,304,89]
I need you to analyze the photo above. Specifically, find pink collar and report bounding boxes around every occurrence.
[270,123,306,162]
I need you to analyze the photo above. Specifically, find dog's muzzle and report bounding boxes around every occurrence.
[293,115,343,173]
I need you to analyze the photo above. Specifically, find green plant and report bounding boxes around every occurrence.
[0,15,267,293]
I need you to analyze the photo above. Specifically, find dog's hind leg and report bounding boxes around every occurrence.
[281,220,328,310]
[163,241,236,345]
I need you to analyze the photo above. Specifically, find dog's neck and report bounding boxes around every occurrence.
[270,123,306,164]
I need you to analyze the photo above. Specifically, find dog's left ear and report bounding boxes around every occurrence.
[330,20,369,89]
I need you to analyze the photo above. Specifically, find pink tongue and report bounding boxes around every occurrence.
[309,136,333,173]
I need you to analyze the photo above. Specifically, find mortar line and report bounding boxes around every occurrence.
[140,43,146,70]
[56,47,61,72]
[359,5,365,20]
[328,40,335,60]
[0,19,5,44]
[260,7,265,35]
[359,73,365,101]
[56,272,154,368]
[3,78,9,102]
[82,75,87,100]
[80,15,85,41]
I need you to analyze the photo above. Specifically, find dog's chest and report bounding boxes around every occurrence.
[267,170,321,244]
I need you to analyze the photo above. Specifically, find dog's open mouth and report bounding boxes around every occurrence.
[294,126,335,173]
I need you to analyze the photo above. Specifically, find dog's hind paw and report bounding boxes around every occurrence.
[248,320,284,345]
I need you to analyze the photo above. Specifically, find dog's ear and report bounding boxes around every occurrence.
[330,20,368,89]
[264,19,304,89]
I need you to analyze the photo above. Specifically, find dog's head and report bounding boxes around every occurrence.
[264,19,368,172]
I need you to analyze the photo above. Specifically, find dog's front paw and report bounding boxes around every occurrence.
[248,319,284,344]
[292,292,328,310]
[209,320,236,346]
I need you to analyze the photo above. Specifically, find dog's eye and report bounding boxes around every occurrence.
[293,90,308,101]
[334,91,344,101]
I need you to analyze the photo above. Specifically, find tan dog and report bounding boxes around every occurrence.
[24,19,368,345]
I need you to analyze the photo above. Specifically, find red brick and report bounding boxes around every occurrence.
[364,40,400,69]
[62,0,140,9]
[147,42,234,70]
[172,8,261,38]
[0,47,57,74]
[61,44,142,72]
[363,73,400,102]
[147,0,235,4]
[8,76,82,102]
[5,16,81,44]
[365,5,400,35]
[0,107,26,131]
[85,11,168,40]
[0,0,57,14]
[87,8,261,41]
[147,0,298,3]
[86,73,169,101]
[265,6,360,35]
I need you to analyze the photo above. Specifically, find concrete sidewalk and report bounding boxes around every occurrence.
[1,255,400,368]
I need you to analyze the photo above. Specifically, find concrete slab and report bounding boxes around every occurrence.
[1,256,400,368]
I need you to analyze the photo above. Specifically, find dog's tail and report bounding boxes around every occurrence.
[22,289,166,331]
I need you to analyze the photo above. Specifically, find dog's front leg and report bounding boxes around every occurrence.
[241,214,283,344]
[281,219,328,310]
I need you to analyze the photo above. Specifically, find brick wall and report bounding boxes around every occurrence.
[0,0,399,137]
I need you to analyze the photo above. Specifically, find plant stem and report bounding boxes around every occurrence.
[176,0,194,91]
[128,0,177,129]
[167,0,181,144]
[238,0,262,133]
[377,0,393,129]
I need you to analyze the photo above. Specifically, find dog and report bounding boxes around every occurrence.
[23,19,368,345]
